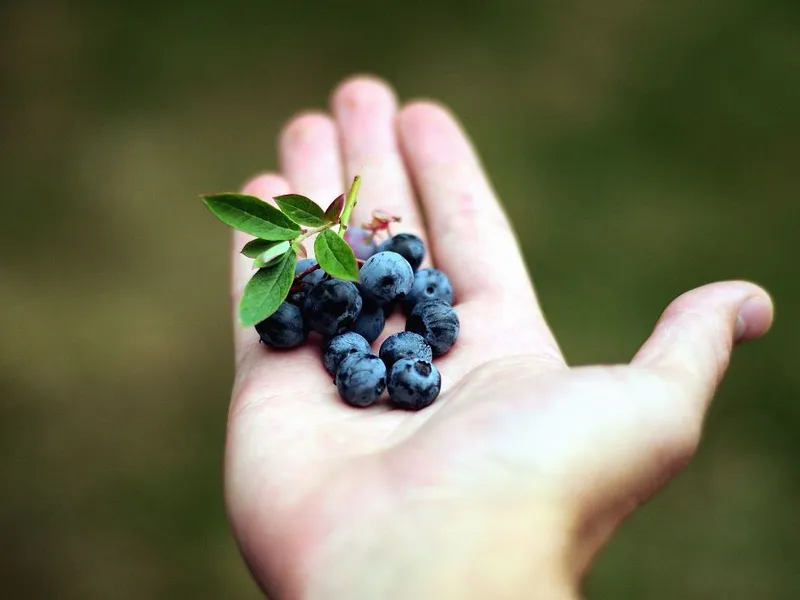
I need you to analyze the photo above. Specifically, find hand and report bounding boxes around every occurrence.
[223,76,774,600]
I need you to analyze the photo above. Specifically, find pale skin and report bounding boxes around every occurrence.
[224,76,775,599]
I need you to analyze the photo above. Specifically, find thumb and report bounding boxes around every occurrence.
[633,281,774,406]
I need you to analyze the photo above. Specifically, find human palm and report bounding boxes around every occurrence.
[223,77,773,599]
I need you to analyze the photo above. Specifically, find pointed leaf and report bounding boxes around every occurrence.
[241,238,282,258]
[314,229,359,281]
[253,241,291,268]
[239,251,297,326]
[203,194,301,240]
[324,194,345,223]
[274,194,327,227]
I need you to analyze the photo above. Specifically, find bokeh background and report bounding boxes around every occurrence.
[2,0,798,598]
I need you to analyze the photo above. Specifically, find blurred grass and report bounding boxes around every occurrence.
[1,0,798,598]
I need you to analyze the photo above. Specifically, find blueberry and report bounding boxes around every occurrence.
[344,227,378,260]
[379,331,433,370]
[304,279,363,337]
[323,332,371,375]
[377,233,425,271]
[405,299,459,356]
[288,259,326,306]
[387,359,441,410]
[255,301,308,348]
[359,251,414,305]
[402,267,454,313]
[335,353,387,408]
[352,298,386,343]
[295,258,317,273]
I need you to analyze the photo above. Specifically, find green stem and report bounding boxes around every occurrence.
[338,175,361,237]
[294,223,332,244]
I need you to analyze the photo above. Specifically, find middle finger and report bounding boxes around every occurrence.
[331,76,429,261]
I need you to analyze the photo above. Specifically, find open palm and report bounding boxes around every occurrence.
[223,77,773,599]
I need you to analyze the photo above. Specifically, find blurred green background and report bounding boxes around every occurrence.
[2,0,798,598]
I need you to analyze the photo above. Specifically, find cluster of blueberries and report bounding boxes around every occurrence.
[254,231,459,410]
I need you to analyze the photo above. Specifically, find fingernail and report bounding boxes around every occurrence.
[734,314,746,342]
[734,295,774,342]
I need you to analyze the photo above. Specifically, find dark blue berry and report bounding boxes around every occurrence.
[359,251,414,305]
[379,331,433,370]
[377,233,425,271]
[405,299,459,356]
[335,353,387,408]
[344,227,378,260]
[304,279,362,337]
[387,359,441,410]
[323,332,371,375]
[295,258,317,273]
[288,259,326,305]
[352,298,385,343]
[255,301,308,349]
[402,267,454,313]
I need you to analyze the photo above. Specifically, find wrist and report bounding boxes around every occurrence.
[303,493,581,600]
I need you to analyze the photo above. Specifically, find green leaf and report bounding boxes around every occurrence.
[253,241,290,268]
[274,194,327,227]
[314,229,359,281]
[239,251,297,326]
[241,238,282,258]
[324,194,345,223]
[203,193,301,240]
